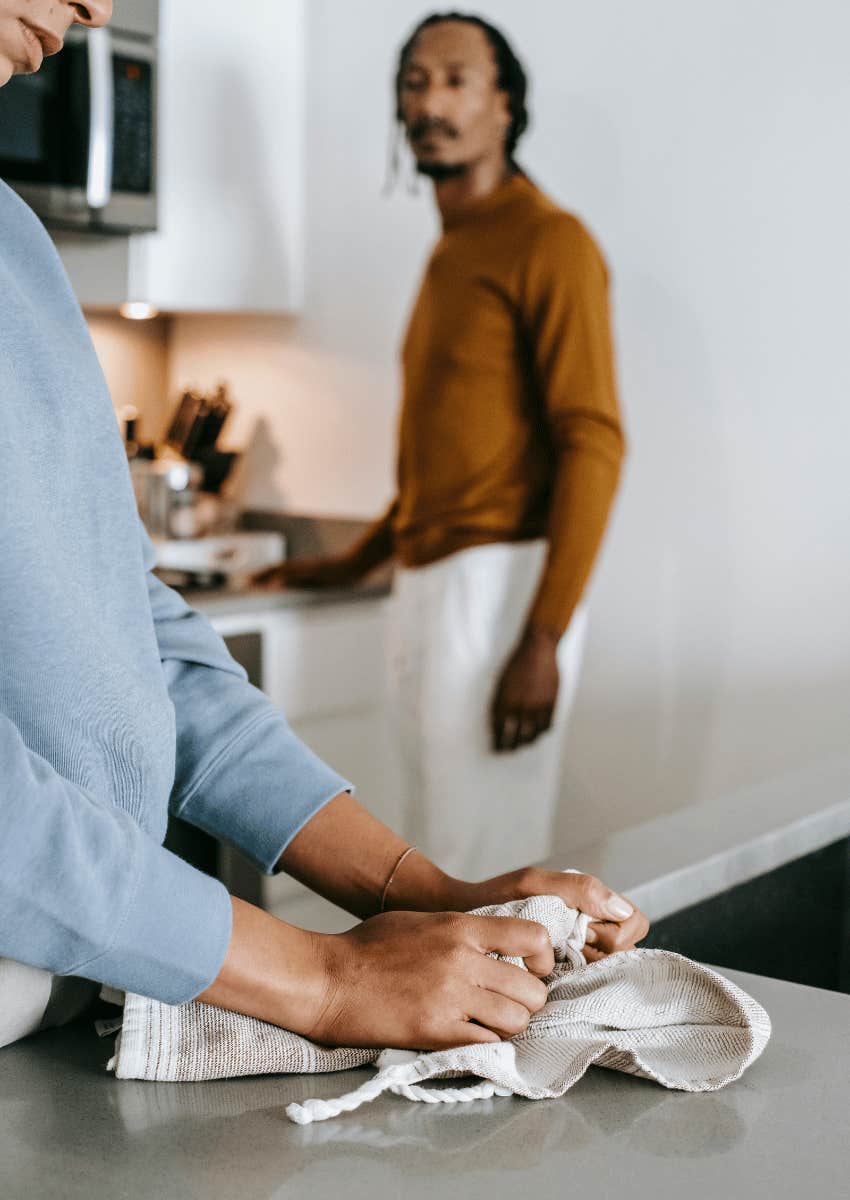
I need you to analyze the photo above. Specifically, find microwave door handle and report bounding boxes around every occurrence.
[86,27,114,209]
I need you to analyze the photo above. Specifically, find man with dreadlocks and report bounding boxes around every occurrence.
[257,13,625,881]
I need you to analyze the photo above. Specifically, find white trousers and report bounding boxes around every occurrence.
[386,541,587,881]
[0,959,97,1050]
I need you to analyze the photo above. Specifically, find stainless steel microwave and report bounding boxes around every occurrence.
[0,17,157,234]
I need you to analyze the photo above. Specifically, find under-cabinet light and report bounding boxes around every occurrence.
[120,301,160,321]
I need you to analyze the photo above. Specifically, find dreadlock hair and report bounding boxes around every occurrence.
[388,12,530,191]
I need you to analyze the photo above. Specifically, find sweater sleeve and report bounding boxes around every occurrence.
[142,528,352,873]
[520,215,626,636]
[342,498,398,576]
[0,711,233,1003]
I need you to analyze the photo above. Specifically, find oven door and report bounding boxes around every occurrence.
[0,26,157,233]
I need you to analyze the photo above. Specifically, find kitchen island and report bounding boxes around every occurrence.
[1,965,847,1200]
[3,755,850,1197]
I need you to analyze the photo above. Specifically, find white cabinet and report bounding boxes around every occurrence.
[210,598,404,927]
[59,0,305,313]
[258,599,402,829]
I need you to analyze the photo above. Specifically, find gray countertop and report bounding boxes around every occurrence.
[1,966,847,1200]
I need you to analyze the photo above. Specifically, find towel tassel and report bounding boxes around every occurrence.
[285,1050,513,1125]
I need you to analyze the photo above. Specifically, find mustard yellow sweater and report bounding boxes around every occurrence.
[349,173,625,637]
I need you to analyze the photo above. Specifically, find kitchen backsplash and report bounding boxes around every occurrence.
[85,310,396,519]
[86,313,171,442]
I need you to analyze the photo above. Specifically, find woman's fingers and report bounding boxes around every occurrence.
[564,873,636,923]
[517,869,647,931]
[469,990,535,1039]
[478,956,548,1014]
[441,1021,502,1048]
[471,915,555,978]
[586,906,650,955]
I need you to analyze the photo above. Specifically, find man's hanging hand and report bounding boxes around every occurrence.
[490,626,561,753]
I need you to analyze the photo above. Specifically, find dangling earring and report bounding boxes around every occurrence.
[382,122,404,196]
[381,120,422,199]
[406,137,421,197]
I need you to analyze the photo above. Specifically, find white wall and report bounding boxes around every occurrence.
[166,0,850,846]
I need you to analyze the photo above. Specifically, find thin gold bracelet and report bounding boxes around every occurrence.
[379,846,418,913]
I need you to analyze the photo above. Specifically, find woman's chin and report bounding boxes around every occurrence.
[0,56,15,87]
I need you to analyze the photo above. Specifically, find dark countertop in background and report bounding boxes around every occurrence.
[175,509,393,616]
[180,572,392,618]
[238,508,379,558]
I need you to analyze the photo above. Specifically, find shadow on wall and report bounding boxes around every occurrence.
[556,268,735,847]
[225,416,288,513]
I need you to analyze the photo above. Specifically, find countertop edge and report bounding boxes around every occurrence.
[548,756,850,921]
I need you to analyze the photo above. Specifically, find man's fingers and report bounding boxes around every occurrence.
[478,956,548,1014]
[492,709,515,752]
[471,916,555,977]
[251,566,281,588]
[528,707,554,742]
[470,990,534,1039]
[515,715,533,746]
[504,712,522,752]
[517,713,540,746]
[493,709,534,752]
[536,706,553,735]
[501,714,516,751]
[492,708,553,751]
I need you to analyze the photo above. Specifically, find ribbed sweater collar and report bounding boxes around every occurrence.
[440,171,535,231]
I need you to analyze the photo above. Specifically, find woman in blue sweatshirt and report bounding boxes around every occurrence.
[0,0,647,1054]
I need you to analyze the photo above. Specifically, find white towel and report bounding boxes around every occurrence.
[108,895,771,1124]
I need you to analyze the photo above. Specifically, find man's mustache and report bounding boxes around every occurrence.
[408,117,459,141]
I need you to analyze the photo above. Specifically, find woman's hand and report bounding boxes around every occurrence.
[397,866,650,961]
[470,868,650,959]
[200,897,551,1051]
[308,909,554,1049]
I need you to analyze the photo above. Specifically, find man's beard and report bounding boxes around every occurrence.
[414,158,470,181]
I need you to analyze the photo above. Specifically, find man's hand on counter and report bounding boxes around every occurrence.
[251,554,363,590]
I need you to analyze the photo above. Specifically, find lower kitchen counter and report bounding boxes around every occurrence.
[1,965,847,1200]
[178,572,392,619]
[175,509,394,618]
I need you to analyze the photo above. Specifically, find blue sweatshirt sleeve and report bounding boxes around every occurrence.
[0,713,233,1004]
[142,530,352,873]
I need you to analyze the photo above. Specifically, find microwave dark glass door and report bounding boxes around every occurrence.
[0,31,156,232]
[0,42,82,187]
